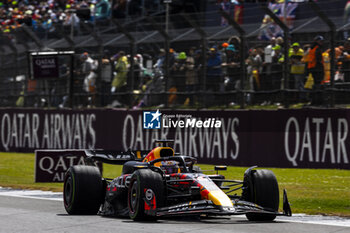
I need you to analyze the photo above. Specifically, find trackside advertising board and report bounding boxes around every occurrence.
[35,150,103,182]
[0,108,349,170]
[31,56,59,79]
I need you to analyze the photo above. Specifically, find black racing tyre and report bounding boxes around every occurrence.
[122,161,148,175]
[63,165,104,215]
[128,169,164,221]
[244,169,279,221]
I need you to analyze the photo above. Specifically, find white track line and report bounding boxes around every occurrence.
[0,187,62,201]
[277,214,350,227]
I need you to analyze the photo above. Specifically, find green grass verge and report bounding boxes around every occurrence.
[0,152,349,217]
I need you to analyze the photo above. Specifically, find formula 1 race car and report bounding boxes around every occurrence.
[63,140,292,221]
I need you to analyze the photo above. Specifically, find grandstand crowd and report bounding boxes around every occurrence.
[0,0,113,34]
[69,33,350,108]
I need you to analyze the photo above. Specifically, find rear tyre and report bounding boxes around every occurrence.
[63,165,103,215]
[128,169,164,221]
[244,169,279,221]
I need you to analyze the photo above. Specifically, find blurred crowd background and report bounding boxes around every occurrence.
[1,0,350,109]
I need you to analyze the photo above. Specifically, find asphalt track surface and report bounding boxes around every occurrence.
[0,195,349,233]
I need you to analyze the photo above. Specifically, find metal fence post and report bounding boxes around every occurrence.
[308,0,336,107]
[80,23,104,107]
[112,19,136,107]
[181,13,207,108]
[2,33,19,107]
[52,23,75,50]
[21,25,44,50]
[147,16,170,108]
[69,53,75,108]
[219,9,246,109]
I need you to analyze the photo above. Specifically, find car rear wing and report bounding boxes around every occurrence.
[84,149,150,165]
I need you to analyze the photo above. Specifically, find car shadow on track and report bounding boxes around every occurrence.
[56,214,286,225]
[121,216,287,225]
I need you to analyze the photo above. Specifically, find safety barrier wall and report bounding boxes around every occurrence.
[0,108,349,169]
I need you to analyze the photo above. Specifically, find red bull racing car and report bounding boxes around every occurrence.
[63,140,292,221]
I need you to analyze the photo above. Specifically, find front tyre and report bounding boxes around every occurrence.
[244,169,279,221]
[128,169,164,221]
[63,165,103,215]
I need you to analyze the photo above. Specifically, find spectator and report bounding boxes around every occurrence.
[154,48,166,72]
[245,48,262,104]
[95,0,111,21]
[246,48,262,92]
[184,47,198,105]
[206,47,222,92]
[112,0,127,19]
[332,46,344,82]
[170,52,187,104]
[222,44,240,91]
[271,45,283,90]
[340,38,350,82]
[206,47,222,105]
[219,0,232,26]
[111,51,129,93]
[22,10,33,27]
[289,42,305,91]
[344,0,350,39]
[228,36,241,54]
[128,0,142,17]
[132,54,145,90]
[100,54,112,106]
[307,35,325,106]
[194,49,204,90]
[63,10,80,35]
[260,37,275,90]
[276,36,284,47]
[80,52,98,106]
[220,42,229,77]
[76,1,92,21]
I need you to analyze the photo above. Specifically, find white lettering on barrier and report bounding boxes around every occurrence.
[337,119,348,164]
[300,118,313,163]
[18,113,24,147]
[122,114,240,160]
[23,114,31,148]
[11,113,18,148]
[39,156,55,174]
[285,117,300,166]
[1,114,10,151]
[38,155,86,181]
[174,126,183,154]
[284,117,349,167]
[88,114,96,149]
[54,156,67,171]
[135,115,144,150]
[53,172,65,182]
[230,118,239,160]
[188,126,198,158]
[123,114,134,150]
[33,114,40,148]
[0,113,96,151]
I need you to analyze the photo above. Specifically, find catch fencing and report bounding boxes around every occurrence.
[1,0,350,108]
